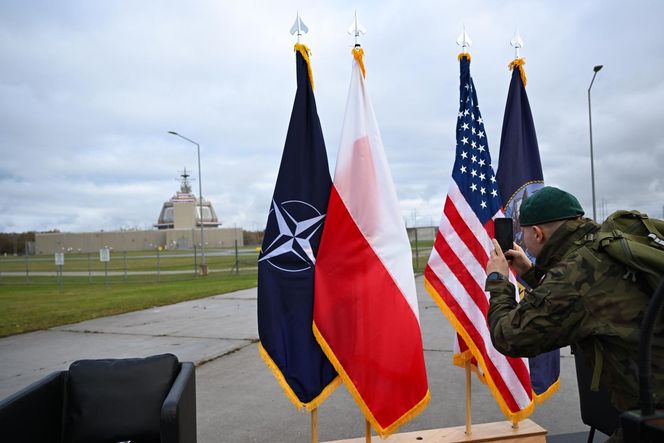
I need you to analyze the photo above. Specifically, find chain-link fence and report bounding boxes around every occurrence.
[407,226,437,273]
[0,246,260,286]
[1,227,438,286]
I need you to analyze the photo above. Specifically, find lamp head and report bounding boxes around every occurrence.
[593,65,603,72]
[168,131,178,135]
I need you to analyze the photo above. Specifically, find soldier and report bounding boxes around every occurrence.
[484,186,663,442]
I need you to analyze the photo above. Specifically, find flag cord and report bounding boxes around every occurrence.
[311,409,318,443]
[465,360,472,435]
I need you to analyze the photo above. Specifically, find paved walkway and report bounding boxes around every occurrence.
[0,276,603,442]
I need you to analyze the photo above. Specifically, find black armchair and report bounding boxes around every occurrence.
[0,353,196,443]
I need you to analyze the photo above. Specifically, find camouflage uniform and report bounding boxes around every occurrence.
[486,218,664,414]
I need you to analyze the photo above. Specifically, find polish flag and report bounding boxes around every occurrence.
[313,48,429,437]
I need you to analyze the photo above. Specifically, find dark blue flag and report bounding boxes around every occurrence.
[257,45,339,410]
[496,59,560,402]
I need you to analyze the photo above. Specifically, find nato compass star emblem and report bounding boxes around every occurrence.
[259,200,326,272]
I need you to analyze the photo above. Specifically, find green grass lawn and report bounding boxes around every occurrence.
[0,271,257,338]
[0,242,433,338]
[411,240,434,272]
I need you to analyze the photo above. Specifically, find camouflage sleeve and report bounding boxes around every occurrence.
[520,264,544,288]
[486,263,590,358]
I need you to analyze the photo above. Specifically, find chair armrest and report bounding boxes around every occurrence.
[0,371,67,443]
[161,362,197,443]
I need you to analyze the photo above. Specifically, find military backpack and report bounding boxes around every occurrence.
[593,210,664,291]
[576,210,664,392]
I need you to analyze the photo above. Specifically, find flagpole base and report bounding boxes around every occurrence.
[323,419,546,442]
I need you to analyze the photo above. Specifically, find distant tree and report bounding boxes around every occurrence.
[243,230,264,246]
[0,231,36,255]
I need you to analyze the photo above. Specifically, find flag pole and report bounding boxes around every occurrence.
[465,360,472,435]
[351,14,369,440]
[456,26,474,436]
[291,15,325,443]
[349,12,378,440]
[311,409,318,443]
[508,31,525,434]
[350,14,372,441]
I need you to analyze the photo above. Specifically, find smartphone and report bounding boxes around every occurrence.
[494,217,513,253]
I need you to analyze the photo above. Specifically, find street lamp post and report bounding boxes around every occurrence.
[168,131,207,275]
[588,64,603,221]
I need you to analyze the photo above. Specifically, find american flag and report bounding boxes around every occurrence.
[424,53,535,421]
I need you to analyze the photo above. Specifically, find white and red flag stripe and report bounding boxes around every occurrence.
[313,48,429,437]
[424,53,535,421]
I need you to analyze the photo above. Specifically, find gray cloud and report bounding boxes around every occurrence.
[1,0,663,234]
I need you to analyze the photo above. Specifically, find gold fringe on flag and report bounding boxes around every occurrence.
[458,52,472,62]
[294,43,315,90]
[352,47,366,78]
[424,279,535,423]
[258,342,341,412]
[312,322,430,437]
[508,58,528,87]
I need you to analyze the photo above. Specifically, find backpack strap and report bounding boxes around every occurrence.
[632,212,664,237]
[591,340,604,391]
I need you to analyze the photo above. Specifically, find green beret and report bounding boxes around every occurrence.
[519,186,585,226]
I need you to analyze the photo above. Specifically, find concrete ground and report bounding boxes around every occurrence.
[0,276,607,442]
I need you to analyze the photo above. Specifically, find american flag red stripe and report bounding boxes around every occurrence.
[432,232,489,314]
[425,267,524,412]
[444,198,493,269]
[424,54,535,421]
[425,198,533,415]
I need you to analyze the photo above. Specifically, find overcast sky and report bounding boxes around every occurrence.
[1,0,663,234]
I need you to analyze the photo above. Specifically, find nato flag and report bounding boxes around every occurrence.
[497,62,560,399]
[257,46,338,409]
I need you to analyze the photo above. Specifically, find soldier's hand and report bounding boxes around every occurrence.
[504,243,532,275]
[486,239,510,277]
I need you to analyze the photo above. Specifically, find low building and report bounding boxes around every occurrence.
[35,170,243,255]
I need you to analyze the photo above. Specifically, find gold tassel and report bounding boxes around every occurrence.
[508,58,528,87]
[294,43,315,90]
[458,52,472,62]
[353,47,366,78]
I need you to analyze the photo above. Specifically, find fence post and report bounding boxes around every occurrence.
[157,249,160,283]
[235,239,239,274]
[414,227,420,272]
[87,252,92,284]
[123,251,128,282]
[193,244,198,275]
[24,242,29,283]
